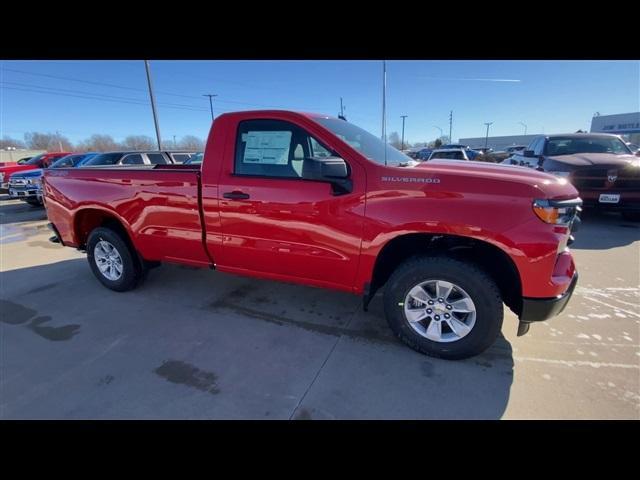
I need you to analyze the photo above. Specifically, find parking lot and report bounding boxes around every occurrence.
[0,195,638,419]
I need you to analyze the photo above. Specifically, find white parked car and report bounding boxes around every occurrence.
[427,148,471,161]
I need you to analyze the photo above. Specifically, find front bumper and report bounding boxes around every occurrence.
[517,272,578,335]
[8,186,42,201]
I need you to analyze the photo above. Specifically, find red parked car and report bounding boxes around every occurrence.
[0,152,72,190]
[43,111,581,359]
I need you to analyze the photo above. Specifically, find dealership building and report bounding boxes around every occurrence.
[457,134,540,152]
[590,112,640,144]
[458,112,640,151]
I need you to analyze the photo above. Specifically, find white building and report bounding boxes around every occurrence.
[457,134,541,152]
[590,112,640,144]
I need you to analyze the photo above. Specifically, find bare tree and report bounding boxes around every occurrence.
[77,134,120,152]
[122,135,155,150]
[178,135,204,151]
[0,136,26,150]
[24,132,74,151]
[388,131,402,149]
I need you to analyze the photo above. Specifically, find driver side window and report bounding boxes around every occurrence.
[234,119,333,179]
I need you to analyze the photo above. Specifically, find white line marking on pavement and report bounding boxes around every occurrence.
[514,356,640,369]
[580,296,640,318]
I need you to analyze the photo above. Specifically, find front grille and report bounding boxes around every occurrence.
[571,166,640,191]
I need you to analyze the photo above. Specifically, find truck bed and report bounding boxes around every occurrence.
[44,166,212,267]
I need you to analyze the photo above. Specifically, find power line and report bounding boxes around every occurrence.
[2,67,330,111]
[0,82,209,112]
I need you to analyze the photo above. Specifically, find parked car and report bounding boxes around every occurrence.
[0,152,72,190]
[506,145,527,154]
[428,148,470,161]
[474,147,494,155]
[504,133,640,221]
[81,150,196,167]
[45,110,581,360]
[184,152,204,165]
[8,153,97,205]
[17,156,33,164]
[441,144,481,160]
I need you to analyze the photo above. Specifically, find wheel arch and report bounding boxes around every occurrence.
[365,232,523,316]
[73,207,135,250]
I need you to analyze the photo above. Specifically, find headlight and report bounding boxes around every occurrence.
[33,178,42,186]
[533,199,582,225]
[547,171,571,178]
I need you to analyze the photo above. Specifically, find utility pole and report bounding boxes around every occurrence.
[449,110,453,143]
[340,97,344,117]
[56,130,63,152]
[173,135,177,149]
[484,122,493,149]
[434,126,443,139]
[144,60,162,151]
[400,115,408,151]
[381,60,387,165]
[203,94,217,122]
[518,122,527,135]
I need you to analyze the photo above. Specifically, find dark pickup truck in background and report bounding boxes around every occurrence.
[504,133,640,221]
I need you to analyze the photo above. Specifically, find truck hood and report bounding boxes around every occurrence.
[0,164,39,175]
[413,159,578,199]
[547,153,638,167]
[10,168,43,179]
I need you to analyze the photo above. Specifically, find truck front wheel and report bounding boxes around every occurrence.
[86,227,142,292]
[383,256,503,360]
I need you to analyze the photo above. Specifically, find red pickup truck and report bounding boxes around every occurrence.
[43,111,581,359]
[0,152,72,189]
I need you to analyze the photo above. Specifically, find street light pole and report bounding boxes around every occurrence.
[381,60,387,165]
[518,122,527,135]
[484,122,493,149]
[56,130,63,152]
[144,60,162,151]
[449,111,453,143]
[203,94,218,122]
[434,126,443,141]
[400,115,408,151]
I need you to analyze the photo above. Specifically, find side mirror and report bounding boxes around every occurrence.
[636,151,640,157]
[302,156,352,195]
[523,150,535,158]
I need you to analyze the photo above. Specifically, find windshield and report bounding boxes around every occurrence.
[25,154,46,165]
[312,117,412,166]
[185,152,204,164]
[82,153,123,166]
[51,153,94,168]
[545,136,632,156]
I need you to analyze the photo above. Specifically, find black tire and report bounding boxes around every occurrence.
[383,256,503,360]
[621,210,640,222]
[86,227,143,292]
[26,199,43,207]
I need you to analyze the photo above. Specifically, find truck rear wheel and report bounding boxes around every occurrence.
[86,227,142,292]
[383,256,503,360]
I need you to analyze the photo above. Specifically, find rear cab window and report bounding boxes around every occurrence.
[121,154,144,165]
[146,153,170,165]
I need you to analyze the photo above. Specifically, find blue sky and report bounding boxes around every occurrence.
[1,60,638,145]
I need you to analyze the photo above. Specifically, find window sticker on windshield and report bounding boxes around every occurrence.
[243,131,291,165]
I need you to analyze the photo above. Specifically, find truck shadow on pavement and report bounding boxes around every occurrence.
[572,210,640,250]
[2,258,514,419]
